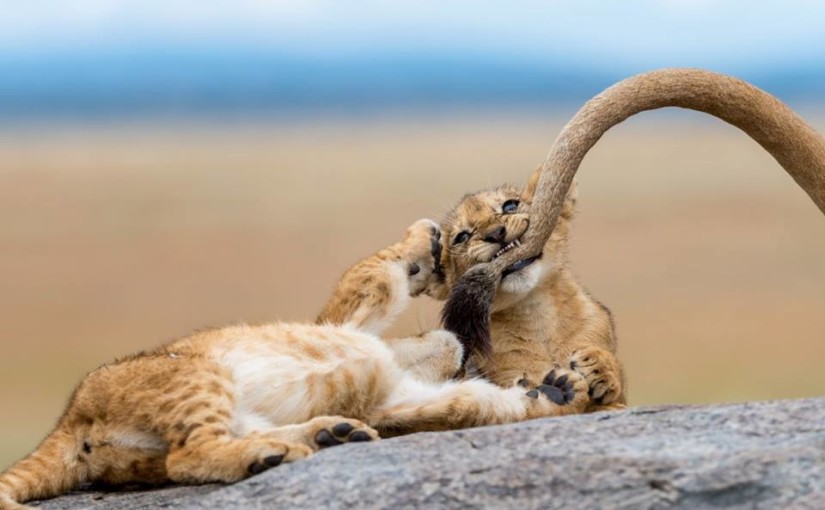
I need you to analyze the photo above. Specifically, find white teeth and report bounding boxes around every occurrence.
[494,239,521,259]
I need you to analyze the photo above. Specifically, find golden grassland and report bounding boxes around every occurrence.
[1,111,823,469]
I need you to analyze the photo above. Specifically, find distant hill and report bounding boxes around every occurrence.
[0,51,822,121]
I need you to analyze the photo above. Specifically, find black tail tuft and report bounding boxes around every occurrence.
[441,264,499,366]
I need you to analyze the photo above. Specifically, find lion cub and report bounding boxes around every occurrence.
[0,219,587,510]
[432,169,626,412]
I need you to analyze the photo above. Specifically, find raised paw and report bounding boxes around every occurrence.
[307,417,380,450]
[569,346,624,407]
[403,219,445,296]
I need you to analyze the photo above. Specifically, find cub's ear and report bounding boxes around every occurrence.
[521,165,543,203]
[521,165,578,220]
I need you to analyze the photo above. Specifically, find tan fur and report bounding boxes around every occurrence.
[433,171,626,411]
[435,69,825,412]
[433,69,825,408]
[0,219,586,510]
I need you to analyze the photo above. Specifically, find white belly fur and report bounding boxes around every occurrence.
[212,323,397,435]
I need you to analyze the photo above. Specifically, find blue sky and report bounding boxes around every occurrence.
[1,1,823,118]
[2,0,824,69]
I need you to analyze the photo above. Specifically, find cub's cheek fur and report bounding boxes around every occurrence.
[497,261,544,298]
[440,264,499,365]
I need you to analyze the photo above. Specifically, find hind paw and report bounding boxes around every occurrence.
[307,417,379,450]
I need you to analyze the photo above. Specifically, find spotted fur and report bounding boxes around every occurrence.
[0,219,588,510]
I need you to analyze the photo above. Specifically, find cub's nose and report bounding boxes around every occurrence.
[483,226,507,244]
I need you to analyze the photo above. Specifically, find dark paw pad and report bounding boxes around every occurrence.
[539,370,578,405]
[263,455,283,468]
[537,384,566,404]
[247,454,283,475]
[332,423,355,436]
[248,462,266,475]
[314,429,343,448]
[349,431,373,442]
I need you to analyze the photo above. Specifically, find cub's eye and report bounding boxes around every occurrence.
[453,231,471,245]
[502,199,520,214]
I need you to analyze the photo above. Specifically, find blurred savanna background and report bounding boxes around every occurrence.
[1,1,824,470]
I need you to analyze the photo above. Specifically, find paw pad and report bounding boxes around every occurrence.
[349,431,372,442]
[314,422,376,449]
[247,454,283,475]
[314,429,343,448]
[535,369,578,405]
[331,423,355,436]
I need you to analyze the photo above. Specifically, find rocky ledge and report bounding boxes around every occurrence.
[37,397,825,509]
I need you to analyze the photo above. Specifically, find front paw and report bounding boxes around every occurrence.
[569,346,623,406]
[403,219,444,296]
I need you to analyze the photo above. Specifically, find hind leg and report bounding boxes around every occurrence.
[165,421,311,483]
[162,395,315,484]
[370,368,589,436]
[160,377,311,483]
[166,433,310,483]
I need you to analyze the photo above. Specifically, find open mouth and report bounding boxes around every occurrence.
[489,236,542,278]
[501,253,542,278]
[493,238,522,259]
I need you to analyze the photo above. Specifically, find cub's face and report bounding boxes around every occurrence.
[428,168,576,306]
[435,184,548,303]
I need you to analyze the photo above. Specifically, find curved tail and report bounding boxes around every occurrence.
[443,68,825,362]
[0,428,85,509]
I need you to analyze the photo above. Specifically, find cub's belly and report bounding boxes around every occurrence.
[213,323,398,434]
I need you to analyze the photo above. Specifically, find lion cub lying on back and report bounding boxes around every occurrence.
[435,168,627,412]
[0,220,587,510]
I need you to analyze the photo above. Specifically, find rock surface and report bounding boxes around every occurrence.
[37,397,825,509]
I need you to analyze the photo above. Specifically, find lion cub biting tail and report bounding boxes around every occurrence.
[0,219,588,510]
[435,168,627,412]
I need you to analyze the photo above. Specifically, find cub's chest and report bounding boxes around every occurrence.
[491,298,560,342]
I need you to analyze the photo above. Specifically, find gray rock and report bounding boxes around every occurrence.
[36,398,825,509]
